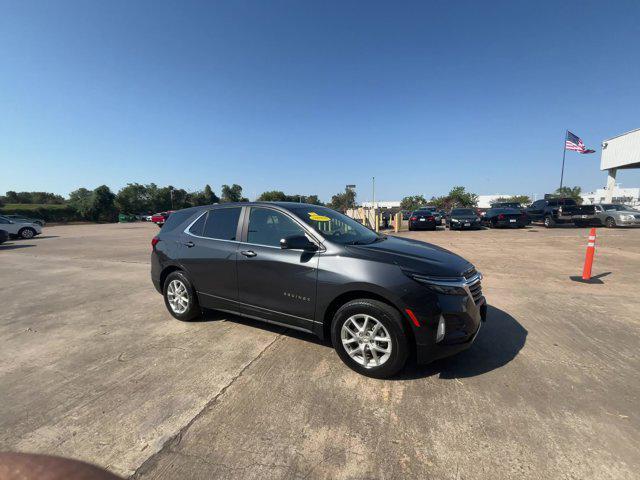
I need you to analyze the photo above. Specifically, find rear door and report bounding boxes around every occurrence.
[236,206,319,331]
[178,206,243,308]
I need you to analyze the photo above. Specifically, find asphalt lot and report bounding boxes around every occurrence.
[1,222,639,479]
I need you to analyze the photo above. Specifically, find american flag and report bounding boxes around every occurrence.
[565,131,595,154]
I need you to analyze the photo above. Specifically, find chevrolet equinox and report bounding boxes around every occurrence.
[151,202,486,378]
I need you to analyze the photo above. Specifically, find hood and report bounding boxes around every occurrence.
[346,236,473,277]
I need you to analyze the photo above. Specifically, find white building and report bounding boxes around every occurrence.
[601,128,640,202]
[476,195,514,209]
[581,185,640,207]
[360,201,401,209]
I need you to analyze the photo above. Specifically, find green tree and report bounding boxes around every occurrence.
[553,186,582,204]
[203,184,219,204]
[90,185,117,222]
[305,195,323,206]
[257,190,288,201]
[115,183,149,213]
[4,191,18,203]
[327,188,356,212]
[68,188,94,218]
[447,186,478,207]
[221,184,248,202]
[493,195,532,206]
[400,195,427,211]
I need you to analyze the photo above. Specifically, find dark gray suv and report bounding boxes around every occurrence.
[151,202,486,378]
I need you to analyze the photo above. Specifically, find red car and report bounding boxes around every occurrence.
[151,211,174,227]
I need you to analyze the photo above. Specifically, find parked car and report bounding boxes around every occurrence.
[0,229,8,244]
[152,211,174,227]
[446,208,482,230]
[524,198,581,227]
[151,202,486,378]
[572,204,640,228]
[2,214,45,227]
[408,209,437,231]
[0,215,42,239]
[482,208,528,228]
[401,210,412,221]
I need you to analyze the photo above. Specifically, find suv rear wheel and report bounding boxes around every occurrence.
[163,271,200,321]
[331,299,408,378]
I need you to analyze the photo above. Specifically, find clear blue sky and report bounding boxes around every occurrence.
[2,0,639,203]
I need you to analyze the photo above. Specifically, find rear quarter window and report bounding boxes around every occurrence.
[160,209,197,232]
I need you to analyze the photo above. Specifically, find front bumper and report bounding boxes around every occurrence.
[399,273,487,364]
[450,221,481,229]
[617,218,640,226]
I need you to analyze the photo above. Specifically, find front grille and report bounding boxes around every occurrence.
[463,267,477,280]
[467,278,483,305]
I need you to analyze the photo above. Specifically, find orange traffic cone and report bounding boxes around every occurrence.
[582,228,597,280]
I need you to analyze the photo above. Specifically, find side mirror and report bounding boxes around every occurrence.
[280,235,318,251]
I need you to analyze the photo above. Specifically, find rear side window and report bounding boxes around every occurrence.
[202,207,241,240]
[162,209,195,232]
[187,212,207,236]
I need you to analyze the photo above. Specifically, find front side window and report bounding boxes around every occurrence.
[290,206,380,245]
[247,208,306,247]
[202,207,241,240]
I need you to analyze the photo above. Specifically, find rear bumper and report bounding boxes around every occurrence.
[409,221,436,230]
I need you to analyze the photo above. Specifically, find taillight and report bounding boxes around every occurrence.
[151,237,160,249]
[410,216,417,221]
[427,216,434,221]
[498,214,505,220]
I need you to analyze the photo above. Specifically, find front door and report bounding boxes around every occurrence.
[236,206,319,331]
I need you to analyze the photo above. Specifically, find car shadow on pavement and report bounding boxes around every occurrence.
[0,244,36,250]
[398,305,527,380]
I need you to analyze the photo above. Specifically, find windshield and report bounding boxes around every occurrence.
[452,208,476,215]
[291,206,380,245]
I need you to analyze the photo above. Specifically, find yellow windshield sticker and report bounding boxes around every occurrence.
[308,211,330,222]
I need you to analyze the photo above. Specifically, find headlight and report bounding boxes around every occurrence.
[620,214,634,221]
[451,218,459,223]
[407,273,467,295]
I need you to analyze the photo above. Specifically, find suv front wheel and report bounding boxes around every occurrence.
[331,299,409,378]
[163,271,201,321]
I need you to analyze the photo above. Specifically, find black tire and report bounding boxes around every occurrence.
[543,215,555,228]
[163,271,201,321]
[18,227,36,239]
[408,225,413,231]
[605,217,616,228]
[331,299,409,378]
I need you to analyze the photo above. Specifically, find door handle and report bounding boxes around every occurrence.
[241,250,257,257]
[181,241,195,248]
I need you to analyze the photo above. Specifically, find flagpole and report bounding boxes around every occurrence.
[559,130,567,190]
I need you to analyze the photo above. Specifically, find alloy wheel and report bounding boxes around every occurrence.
[167,279,189,314]
[21,229,34,239]
[341,314,392,368]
